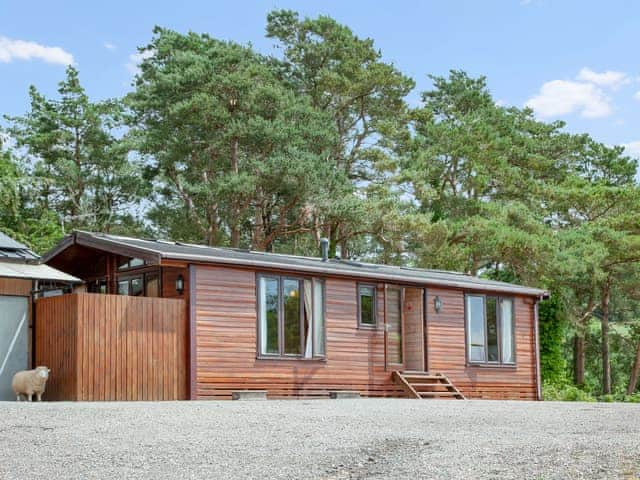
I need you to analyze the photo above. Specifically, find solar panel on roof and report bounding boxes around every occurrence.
[0,231,28,250]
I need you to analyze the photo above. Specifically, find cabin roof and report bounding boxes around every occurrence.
[44,231,548,297]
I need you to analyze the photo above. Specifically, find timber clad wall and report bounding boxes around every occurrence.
[425,287,537,400]
[0,278,32,297]
[35,293,188,401]
[193,265,403,399]
[193,265,538,400]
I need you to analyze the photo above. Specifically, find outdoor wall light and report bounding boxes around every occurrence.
[176,274,184,295]
[434,296,443,313]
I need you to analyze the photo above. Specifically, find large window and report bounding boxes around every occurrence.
[257,275,325,359]
[358,284,377,327]
[466,295,515,365]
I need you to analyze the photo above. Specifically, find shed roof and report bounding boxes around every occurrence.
[44,231,548,297]
[0,231,39,260]
[0,262,80,283]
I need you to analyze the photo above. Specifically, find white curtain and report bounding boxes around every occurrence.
[500,299,514,363]
[304,280,313,358]
[259,277,268,355]
[313,281,325,356]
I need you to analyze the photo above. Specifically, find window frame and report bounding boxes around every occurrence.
[357,283,378,329]
[464,293,517,367]
[256,273,326,360]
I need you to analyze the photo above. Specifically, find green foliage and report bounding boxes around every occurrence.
[543,382,596,402]
[4,66,145,236]
[0,145,63,253]
[267,10,415,256]
[538,297,567,385]
[127,27,342,250]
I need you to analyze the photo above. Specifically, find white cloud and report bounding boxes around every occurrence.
[525,80,612,119]
[576,68,629,89]
[634,91,640,102]
[103,42,116,51]
[126,49,154,75]
[623,141,640,159]
[0,36,73,65]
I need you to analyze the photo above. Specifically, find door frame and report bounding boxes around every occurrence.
[384,285,405,371]
[0,295,30,400]
[384,285,427,372]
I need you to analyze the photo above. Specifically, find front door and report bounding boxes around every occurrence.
[385,287,403,370]
[0,296,29,400]
[403,287,425,371]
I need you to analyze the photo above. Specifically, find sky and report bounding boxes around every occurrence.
[1,0,639,158]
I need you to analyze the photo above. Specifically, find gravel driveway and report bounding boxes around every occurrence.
[0,399,638,479]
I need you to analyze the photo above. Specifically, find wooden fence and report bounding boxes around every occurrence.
[35,293,188,401]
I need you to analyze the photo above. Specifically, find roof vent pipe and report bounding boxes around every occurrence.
[320,238,329,262]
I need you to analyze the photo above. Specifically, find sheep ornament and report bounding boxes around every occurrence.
[12,366,50,402]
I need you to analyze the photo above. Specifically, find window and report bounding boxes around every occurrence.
[466,295,515,365]
[358,284,377,327]
[117,275,145,296]
[87,279,107,294]
[257,275,325,358]
[118,258,145,270]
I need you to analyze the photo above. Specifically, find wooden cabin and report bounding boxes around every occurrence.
[0,232,79,400]
[40,230,548,401]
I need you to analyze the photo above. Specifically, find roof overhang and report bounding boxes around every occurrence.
[41,231,549,298]
[42,231,162,265]
[158,250,548,297]
[0,261,80,283]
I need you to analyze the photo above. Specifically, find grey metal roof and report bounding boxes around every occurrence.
[0,231,39,260]
[56,231,547,297]
[0,262,80,283]
[0,231,79,282]
[0,231,28,250]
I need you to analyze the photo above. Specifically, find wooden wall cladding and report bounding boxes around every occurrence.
[0,278,32,297]
[425,287,538,400]
[35,293,188,401]
[162,267,189,300]
[193,265,403,399]
[193,265,539,400]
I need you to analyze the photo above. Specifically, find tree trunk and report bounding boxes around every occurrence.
[574,333,585,386]
[601,280,612,395]
[627,339,640,395]
[230,137,240,248]
[328,224,338,259]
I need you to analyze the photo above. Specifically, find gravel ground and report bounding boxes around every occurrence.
[0,399,638,479]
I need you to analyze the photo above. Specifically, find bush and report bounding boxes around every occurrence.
[543,382,596,402]
[538,297,567,385]
[544,382,640,402]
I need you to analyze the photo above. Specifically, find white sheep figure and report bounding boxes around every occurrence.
[12,366,50,402]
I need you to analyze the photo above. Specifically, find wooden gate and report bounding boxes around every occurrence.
[35,293,188,401]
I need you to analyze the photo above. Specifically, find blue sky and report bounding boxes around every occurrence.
[1,0,639,157]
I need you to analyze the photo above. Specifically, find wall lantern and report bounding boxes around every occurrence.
[176,274,185,295]
[434,296,443,313]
